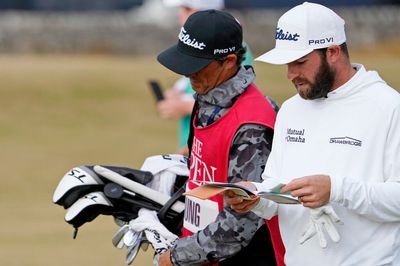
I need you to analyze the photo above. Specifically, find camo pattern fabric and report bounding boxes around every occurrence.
[171,66,275,265]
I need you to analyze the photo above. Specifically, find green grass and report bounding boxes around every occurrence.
[0,47,399,265]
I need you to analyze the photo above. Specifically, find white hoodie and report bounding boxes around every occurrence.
[253,64,400,265]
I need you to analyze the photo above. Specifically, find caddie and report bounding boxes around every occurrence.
[156,9,285,266]
[158,0,255,155]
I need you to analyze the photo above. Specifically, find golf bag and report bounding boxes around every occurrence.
[53,154,189,239]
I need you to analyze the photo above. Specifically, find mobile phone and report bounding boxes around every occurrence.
[148,80,164,102]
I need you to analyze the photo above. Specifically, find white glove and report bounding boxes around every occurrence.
[129,208,178,254]
[299,205,343,248]
[140,154,189,196]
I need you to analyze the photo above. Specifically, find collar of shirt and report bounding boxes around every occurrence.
[194,66,255,127]
[195,66,255,108]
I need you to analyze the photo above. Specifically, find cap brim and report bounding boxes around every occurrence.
[255,47,313,65]
[157,45,213,76]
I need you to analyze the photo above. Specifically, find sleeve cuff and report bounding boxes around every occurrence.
[330,174,344,203]
[251,198,278,220]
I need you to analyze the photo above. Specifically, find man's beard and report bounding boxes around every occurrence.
[297,57,335,100]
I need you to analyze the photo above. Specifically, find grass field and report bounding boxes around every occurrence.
[0,42,399,266]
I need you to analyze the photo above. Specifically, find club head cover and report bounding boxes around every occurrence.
[53,166,104,208]
[65,192,114,232]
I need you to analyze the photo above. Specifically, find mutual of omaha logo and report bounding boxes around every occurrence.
[179,27,206,50]
[286,128,306,143]
[329,137,362,147]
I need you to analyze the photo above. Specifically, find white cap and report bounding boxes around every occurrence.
[163,0,224,10]
[256,2,346,65]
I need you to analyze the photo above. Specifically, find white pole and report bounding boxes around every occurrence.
[93,165,185,213]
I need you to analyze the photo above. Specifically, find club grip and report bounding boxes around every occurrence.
[100,166,153,185]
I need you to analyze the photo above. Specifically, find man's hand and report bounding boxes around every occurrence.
[223,181,260,214]
[158,249,173,266]
[281,175,331,208]
[175,145,189,156]
[157,90,194,119]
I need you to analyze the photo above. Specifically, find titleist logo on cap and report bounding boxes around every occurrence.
[275,28,300,41]
[179,27,206,50]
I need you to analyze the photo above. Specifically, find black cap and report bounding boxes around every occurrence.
[157,9,243,76]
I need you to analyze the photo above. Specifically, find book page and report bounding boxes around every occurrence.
[257,191,300,204]
[183,182,255,200]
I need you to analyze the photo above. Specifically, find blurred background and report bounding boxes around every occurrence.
[0,0,399,265]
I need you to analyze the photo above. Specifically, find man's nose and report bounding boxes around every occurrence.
[287,63,298,81]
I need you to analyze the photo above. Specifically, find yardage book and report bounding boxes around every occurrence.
[184,182,300,204]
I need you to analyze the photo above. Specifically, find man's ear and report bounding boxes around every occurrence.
[326,45,341,64]
[225,54,238,69]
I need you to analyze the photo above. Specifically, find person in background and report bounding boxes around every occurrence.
[156,9,284,266]
[158,0,253,154]
[226,2,400,265]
